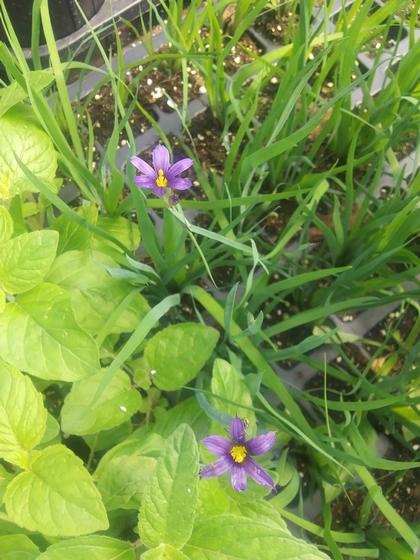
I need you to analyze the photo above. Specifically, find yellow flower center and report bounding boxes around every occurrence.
[155,169,168,188]
[230,445,247,464]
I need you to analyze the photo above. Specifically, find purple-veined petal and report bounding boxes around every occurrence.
[169,177,192,191]
[134,176,155,189]
[202,435,232,456]
[130,156,156,178]
[231,463,247,492]
[152,144,170,173]
[230,417,247,444]
[246,432,276,456]
[200,456,232,479]
[153,186,167,197]
[167,157,193,179]
[243,457,275,489]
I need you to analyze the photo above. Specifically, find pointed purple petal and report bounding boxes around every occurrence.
[243,457,275,489]
[167,157,193,179]
[231,463,247,492]
[246,432,276,456]
[130,156,156,178]
[152,144,170,173]
[230,417,247,444]
[202,436,231,456]
[200,456,232,478]
[169,177,192,191]
[134,176,155,189]
[153,186,167,197]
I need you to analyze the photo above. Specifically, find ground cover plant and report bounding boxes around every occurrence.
[0,0,419,558]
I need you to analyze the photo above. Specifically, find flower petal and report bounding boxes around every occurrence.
[130,156,156,178]
[167,157,193,179]
[200,456,232,479]
[243,457,275,489]
[152,144,170,173]
[134,176,155,189]
[202,436,232,456]
[170,177,192,191]
[230,417,247,444]
[231,463,247,492]
[246,432,276,456]
[153,186,167,197]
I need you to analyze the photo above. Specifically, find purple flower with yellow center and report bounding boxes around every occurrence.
[130,144,193,198]
[200,417,276,492]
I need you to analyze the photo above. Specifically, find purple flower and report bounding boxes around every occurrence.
[130,144,193,198]
[200,417,276,492]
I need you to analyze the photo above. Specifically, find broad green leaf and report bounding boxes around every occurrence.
[37,536,135,560]
[96,452,157,510]
[0,230,58,294]
[0,70,53,118]
[139,424,199,549]
[0,534,39,560]
[0,361,47,467]
[0,107,57,199]
[184,515,331,559]
[142,545,189,559]
[0,289,5,313]
[47,250,150,336]
[0,206,13,243]
[0,83,27,119]
[5,444,108,537]
[95,215,141,252]
[61,369,142,436]
[144,323,219,391]
[0,283,99,381]
[0,464,13,505]
[211,359,256,436]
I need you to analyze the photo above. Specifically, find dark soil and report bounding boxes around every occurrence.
[83,83,156,146]
[259,201,298,245]
[254,9,300,45]
[364,24,408,59]
[127,48,205,113]
[197,30,263,75]
[330,439,420,530]
[184,108,227,173]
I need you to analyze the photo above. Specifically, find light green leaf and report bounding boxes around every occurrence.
[0,70,53,118]
[37,536,134,560]
[0,283,99,381]
[5,444,109,537]
[139,424,199,549]
[0,107,57,200]
[0,464,13,505]
[0,289,5,313]
[144,323,219,391]
[61,368,142,435]
[142,545,189,560]
[0,206,13,243]
[0,230,58,294]
[211,359,256,436]
[184,515,331,559]
[95,432,162,508]
[94,215,140,253]
[46,250,150,336]
[0,534,39,560]
[0,360,47,467]
[96,451,156,511]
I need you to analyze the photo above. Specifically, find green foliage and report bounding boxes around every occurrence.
[5,444,109,536]
[0,0,417,557]
[0,360,47,467]
[144,323,219,391]
[139,424,199,549]
[0,283,99,381]
[0,107,57,200]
